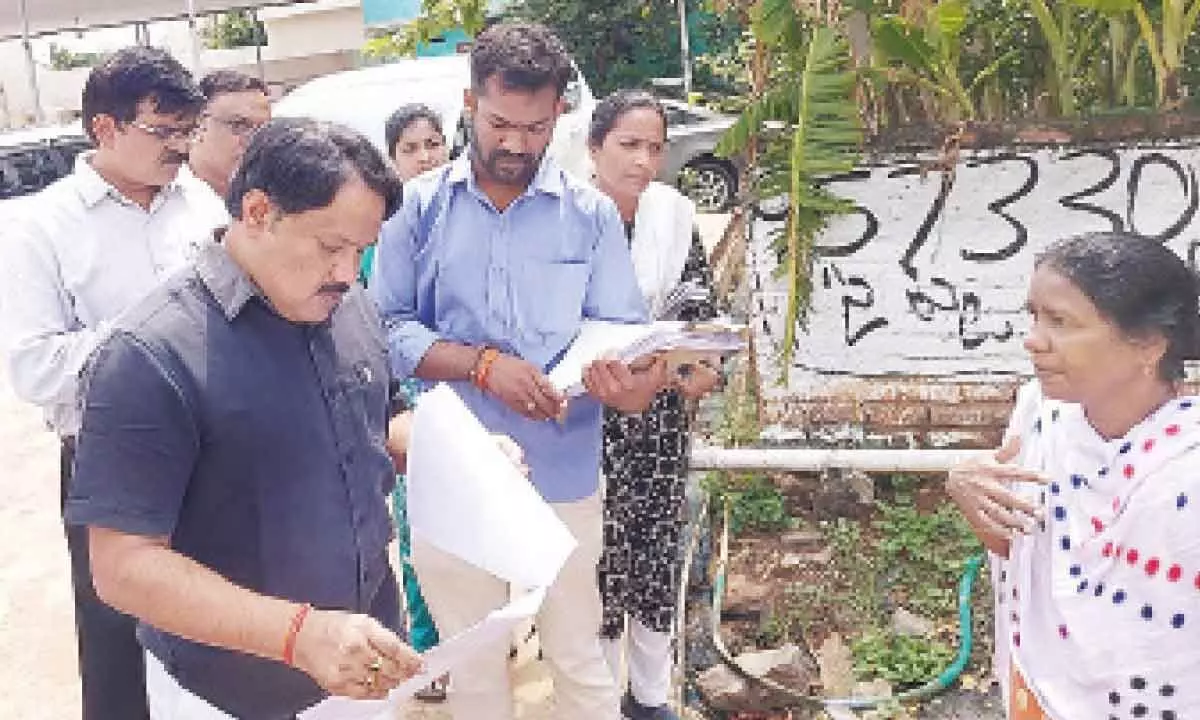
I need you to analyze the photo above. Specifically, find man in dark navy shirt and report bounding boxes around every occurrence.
[64,118,422,719]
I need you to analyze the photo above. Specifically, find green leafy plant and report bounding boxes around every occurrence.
[1093,0,1200,105]
[48,44,100,70]
[203,10,267,49]
[364,0,489,59]
[873,493,983,616]
[718,2,862,383]
[822,515,885,625]
[852,630,956,687]
[704,473,790,534]
[872,0,1019,120]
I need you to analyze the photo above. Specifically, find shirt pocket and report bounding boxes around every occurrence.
[518,259,589,340]
[337,362,388,444]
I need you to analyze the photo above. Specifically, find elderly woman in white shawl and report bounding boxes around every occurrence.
[948,231,1200,720]
[586,89,721,720]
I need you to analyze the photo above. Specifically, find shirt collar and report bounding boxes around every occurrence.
[72,150,184,209]
[448,150,565,200]
[196,232,259,321]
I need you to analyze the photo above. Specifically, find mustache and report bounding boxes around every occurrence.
[488,149,534,165]
[319,282,351,295]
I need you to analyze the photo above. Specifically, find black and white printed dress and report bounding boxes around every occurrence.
[598,224,717,639]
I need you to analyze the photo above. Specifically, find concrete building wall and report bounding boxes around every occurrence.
[0,1,366,129]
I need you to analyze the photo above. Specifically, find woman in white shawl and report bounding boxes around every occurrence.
[587,89,721,720]
[948,231,1200,720]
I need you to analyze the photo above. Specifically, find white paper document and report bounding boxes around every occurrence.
[547,319,748,396]
[303,384,578,718]
[301,589,547,720]
[406,383,577,588]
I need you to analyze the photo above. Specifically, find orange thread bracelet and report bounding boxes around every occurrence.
[282,603,312,667]
[473,347,500,391]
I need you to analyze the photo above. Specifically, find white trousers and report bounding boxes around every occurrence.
[411,490,618,720]
[601,616,673,707]
[144,650,333,720]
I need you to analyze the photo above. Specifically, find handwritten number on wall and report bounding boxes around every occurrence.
[1126,153,1198,242]
[818,170,879,259]
[960,155,1037,263]
[899,169,953,281]
[1058,150,1123,231]
[817,205,879,258]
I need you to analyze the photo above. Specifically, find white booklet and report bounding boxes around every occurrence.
[547,319,748,396]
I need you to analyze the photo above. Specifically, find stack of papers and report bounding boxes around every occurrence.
[547,319,748,396]
[304,384,577,719]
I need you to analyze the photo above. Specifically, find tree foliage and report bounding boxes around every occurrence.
[363,0,490,59]
[203,9,267,49]
[48,44,100,71]
[503,0,740,94]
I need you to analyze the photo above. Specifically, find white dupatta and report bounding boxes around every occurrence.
[630,181,695,319]
[994,381,1200,719]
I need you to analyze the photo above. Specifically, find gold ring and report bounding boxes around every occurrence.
[525,402,536,413]
[367,658,383,674]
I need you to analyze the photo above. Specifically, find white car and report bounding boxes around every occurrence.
[273,54,596,180]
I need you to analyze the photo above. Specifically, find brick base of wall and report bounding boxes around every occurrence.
[762,377,1200,449]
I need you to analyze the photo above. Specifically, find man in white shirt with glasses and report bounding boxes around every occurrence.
[0,46,211,720]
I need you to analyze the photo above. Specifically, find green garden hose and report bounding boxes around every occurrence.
[704,496,989,713]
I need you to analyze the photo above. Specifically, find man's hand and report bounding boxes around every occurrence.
[484,354,566,422]
[946,436,1048,557]
[386,412,413,472]
[582,356,669,414]
[674,362,721,401]
[293,609,423,700]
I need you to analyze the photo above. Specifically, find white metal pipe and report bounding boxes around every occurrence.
[689,445,980,473]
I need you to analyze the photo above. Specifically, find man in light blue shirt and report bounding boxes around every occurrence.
[371,21,666,720]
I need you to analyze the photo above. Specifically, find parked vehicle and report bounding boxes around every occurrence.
[659,99,739,213]
[0,123,90,201]
[273,54,596,180]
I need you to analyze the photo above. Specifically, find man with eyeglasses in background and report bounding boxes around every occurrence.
[183,69,271,231]
[0,46,212,720]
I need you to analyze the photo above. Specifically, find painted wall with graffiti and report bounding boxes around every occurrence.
[750,142,1200,442]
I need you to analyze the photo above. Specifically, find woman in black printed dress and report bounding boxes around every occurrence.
[588,90,721,720]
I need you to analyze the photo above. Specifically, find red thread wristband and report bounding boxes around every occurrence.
[282,603,312,667]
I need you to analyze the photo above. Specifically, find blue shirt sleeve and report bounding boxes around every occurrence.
[584,198,650,323]
[370,195,441,379]
[64,331,199,537]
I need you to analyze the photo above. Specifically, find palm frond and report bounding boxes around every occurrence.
[723,15,862,384]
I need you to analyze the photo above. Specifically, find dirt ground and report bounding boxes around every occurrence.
[0,360,81,720]
[0,362,555,720]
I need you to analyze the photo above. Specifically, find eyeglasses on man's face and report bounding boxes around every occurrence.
[206,114,265,138]
[124,120,200,143]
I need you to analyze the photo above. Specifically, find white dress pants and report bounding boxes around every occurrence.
[601,615,674,707]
